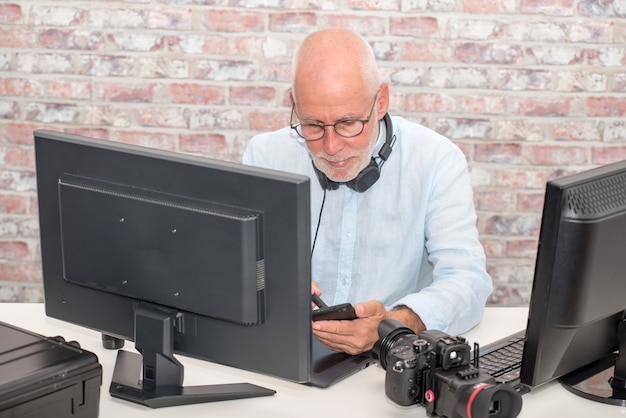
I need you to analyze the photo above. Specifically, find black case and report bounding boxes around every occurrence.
[0,321,102,418]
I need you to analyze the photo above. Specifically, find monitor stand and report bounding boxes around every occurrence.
[560,315,626,406]
[107,304,275,408]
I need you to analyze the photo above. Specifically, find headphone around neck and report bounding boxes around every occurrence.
[313,112,395,193]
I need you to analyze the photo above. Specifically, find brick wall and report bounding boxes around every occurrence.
[1,1,625,305]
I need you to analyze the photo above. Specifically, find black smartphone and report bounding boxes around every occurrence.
[311,294,357,321]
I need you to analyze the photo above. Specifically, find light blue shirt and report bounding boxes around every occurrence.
[243,116,492,335]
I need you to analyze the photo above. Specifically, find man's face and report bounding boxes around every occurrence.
[292,89,383,183]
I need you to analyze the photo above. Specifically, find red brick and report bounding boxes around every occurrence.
[0,262,41,283]
[0,4,23,24]
[196,59,256,81]
[435,118,493,140]
[168,34,223,54]
[0,78,44,97]
[586,96,626,117]
[268,13,317,33]
[136,107,188,128]
[138,57,188,78]
[484,214,540,236]
[170,83,226,105]
[0,147,24,166]
[459,95,508,115]
[526,145,589,165]
[455,43,524,65]
[474,190,517,212]
[249,111,290,131]
[6,123,40,145]
[428,67,489,88]
[84,105,132,127]
[0,28,37,48]
[48,80,92,100]
[517,192,545,212]
[550,120,602,141]
[0,241,30,260]
[224,37,267,58]
[66,128,109,140]
[230,86,276,106]
[403,41,453,62]
[323,15,387,35]
[189,109,245,130]
[593,146,626,165]
[147,9,192,30]
[202,10,264,32]
[405,93,456,113]
[390,17,439,38]
[0,195,28,214]
[520,0,574,15]
[491,169,547,189]
[475,143,522,163]
[462,0,516,13]
[449,20,504,40]
[481,238,505,257]
[101,83,156,102]
[113,130,178,151]
[78,55,135,77]
[518,97,572,116]
[180,133,228,155]
[39,29,105,51]
[570,22,614,43]
[345,0,400,11]
[494,69,552,90]
[507,239,539,258]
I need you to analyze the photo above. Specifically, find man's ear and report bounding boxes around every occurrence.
[377,83,390,120]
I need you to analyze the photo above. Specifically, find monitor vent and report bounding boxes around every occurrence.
[564,173,626,219]
[256,259,266,291]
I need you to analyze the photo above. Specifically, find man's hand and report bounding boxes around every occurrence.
[312,300,426,355]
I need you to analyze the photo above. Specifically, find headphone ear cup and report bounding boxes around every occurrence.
[313,162,339,190]
[346,158,380,192]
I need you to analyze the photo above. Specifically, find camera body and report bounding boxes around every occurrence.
[373,320,522,418]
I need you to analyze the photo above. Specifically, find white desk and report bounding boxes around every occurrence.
[2,303,625,417]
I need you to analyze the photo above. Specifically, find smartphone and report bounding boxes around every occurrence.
[311,294,357,321]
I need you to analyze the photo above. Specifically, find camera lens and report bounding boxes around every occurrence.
[460,383,522,418]
[372,319,415,370]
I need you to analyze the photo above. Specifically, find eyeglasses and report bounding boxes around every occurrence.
[290,90,380,142]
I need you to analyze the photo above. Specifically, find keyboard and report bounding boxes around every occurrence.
[477,330,526,385]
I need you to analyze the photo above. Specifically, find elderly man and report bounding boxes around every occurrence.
[243,29,492,355]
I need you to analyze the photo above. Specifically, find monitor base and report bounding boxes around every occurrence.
[560,353,626,407]
[110,350,276,408]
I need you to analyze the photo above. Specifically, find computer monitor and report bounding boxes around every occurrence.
[34,129,312,407]
[520,159,626,405]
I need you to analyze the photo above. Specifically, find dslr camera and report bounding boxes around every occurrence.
[372,319,522,418]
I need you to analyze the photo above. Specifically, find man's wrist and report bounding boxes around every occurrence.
[386,304,426,334]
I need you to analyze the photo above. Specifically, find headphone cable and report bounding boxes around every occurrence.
[311,188,326,257]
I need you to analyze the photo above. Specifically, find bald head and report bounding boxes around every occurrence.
[291,29,381,103]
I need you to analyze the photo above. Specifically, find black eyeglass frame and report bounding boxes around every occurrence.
[290,89,381,142]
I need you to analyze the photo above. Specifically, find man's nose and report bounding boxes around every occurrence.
[322,127,345,156]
